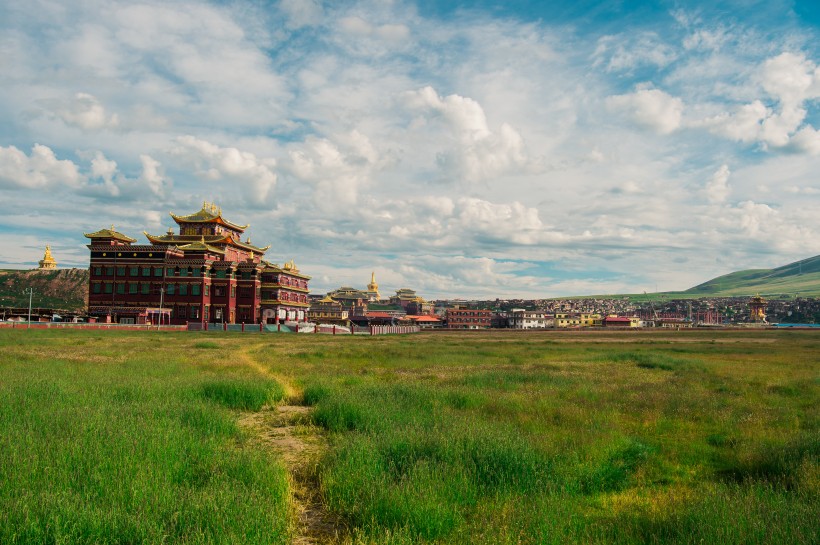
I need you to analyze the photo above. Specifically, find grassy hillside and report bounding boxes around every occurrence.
[574,255,820,301]
[0,268,88,311]
[685,255,820,297]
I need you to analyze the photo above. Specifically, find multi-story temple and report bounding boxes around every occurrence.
[86,202,310,325]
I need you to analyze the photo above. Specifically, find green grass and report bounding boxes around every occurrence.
[0,330,290,545]
[0,329,817,544]
[255,329,818,544]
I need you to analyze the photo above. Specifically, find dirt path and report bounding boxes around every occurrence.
[236,345,345,544]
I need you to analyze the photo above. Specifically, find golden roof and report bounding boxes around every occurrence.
[177,236,225,255]
[84,225,137,242]
[169,201,249,232]
[144,231,269,254]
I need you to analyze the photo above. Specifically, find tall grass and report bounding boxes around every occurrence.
[0,330,290,545]
[267,330,819,544]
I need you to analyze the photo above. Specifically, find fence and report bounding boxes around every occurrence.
[0,321,187,331]
[186,322,420,335]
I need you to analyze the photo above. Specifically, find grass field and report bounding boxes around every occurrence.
[1,329,817,544]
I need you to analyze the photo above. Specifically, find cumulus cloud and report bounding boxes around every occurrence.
[0,144,83,189]
[698,52,820,150]
[54,93,119,130]
[172,136,277,205]
[82,151,169,199]
[138,155,169,197]
[288,130,386,211]
[704,164,731,203]
[403,86,534,182]
[606,86,684,134]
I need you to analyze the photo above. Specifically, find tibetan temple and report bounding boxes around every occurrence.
[85,202,310,325]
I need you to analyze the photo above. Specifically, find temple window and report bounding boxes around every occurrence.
[214,287,224,297]
[192,285,201,296]
[117,284,125,294]
[167,284,175,295]
[166,268,174,277]
[141,283,149,295]
[191,306,200,319]
[141,267,150,277]
[117,266,126,276]
[104,283,113,294]
[204,285,209,296]
[129,284,137,294]
[216,270,226,279]
[178,306,187,318]
[106,267,114,276]
[130,266,139,276]
[93,283,101,294]
[179,284,188,296]
[93,267,102,276]
[154,267,162,277]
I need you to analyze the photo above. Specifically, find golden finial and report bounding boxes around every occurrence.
[201,235,205,243]
[110,224,115,231]
[250,250,254,260]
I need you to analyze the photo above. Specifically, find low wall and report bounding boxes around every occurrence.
[0,322,188,331]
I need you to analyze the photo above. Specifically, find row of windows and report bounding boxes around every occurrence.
[449,318,491,323]
[92,283,263,298]
[93,266,255,279]
[92,283,206,296]
[448,311,491,317]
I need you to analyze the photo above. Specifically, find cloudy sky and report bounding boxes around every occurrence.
[1,0,819,299]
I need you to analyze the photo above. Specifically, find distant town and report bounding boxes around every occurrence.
[1,203,819,329]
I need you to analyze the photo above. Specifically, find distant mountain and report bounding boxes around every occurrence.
[0,269,89,311]
[685,255,820,297]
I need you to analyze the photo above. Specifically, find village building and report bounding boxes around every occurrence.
[602,315,642,327]
[507,309,553,329]
[85,202,309,325]
[445,307,492,329]
[307,295,349,326]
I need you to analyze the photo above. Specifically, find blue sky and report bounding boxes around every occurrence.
[1,0,819,299]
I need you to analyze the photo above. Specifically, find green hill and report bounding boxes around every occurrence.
[0,269,89,311]
[685,255,820,297]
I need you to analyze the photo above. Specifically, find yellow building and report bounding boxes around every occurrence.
[555,312,601,328]
[38,245,57,270]
[307,295,349,325]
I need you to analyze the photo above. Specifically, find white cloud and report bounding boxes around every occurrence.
[593,32,677,72]
[172,136,277,204]
[0,144,83,189]
[287,130,386,211]
[696,52,820,150]
[138,154,169,197]
[788,126,820,155]
[403,86,534,181]
[606,86,684,134]
[54,92,119,130]
[704,164,731,203]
